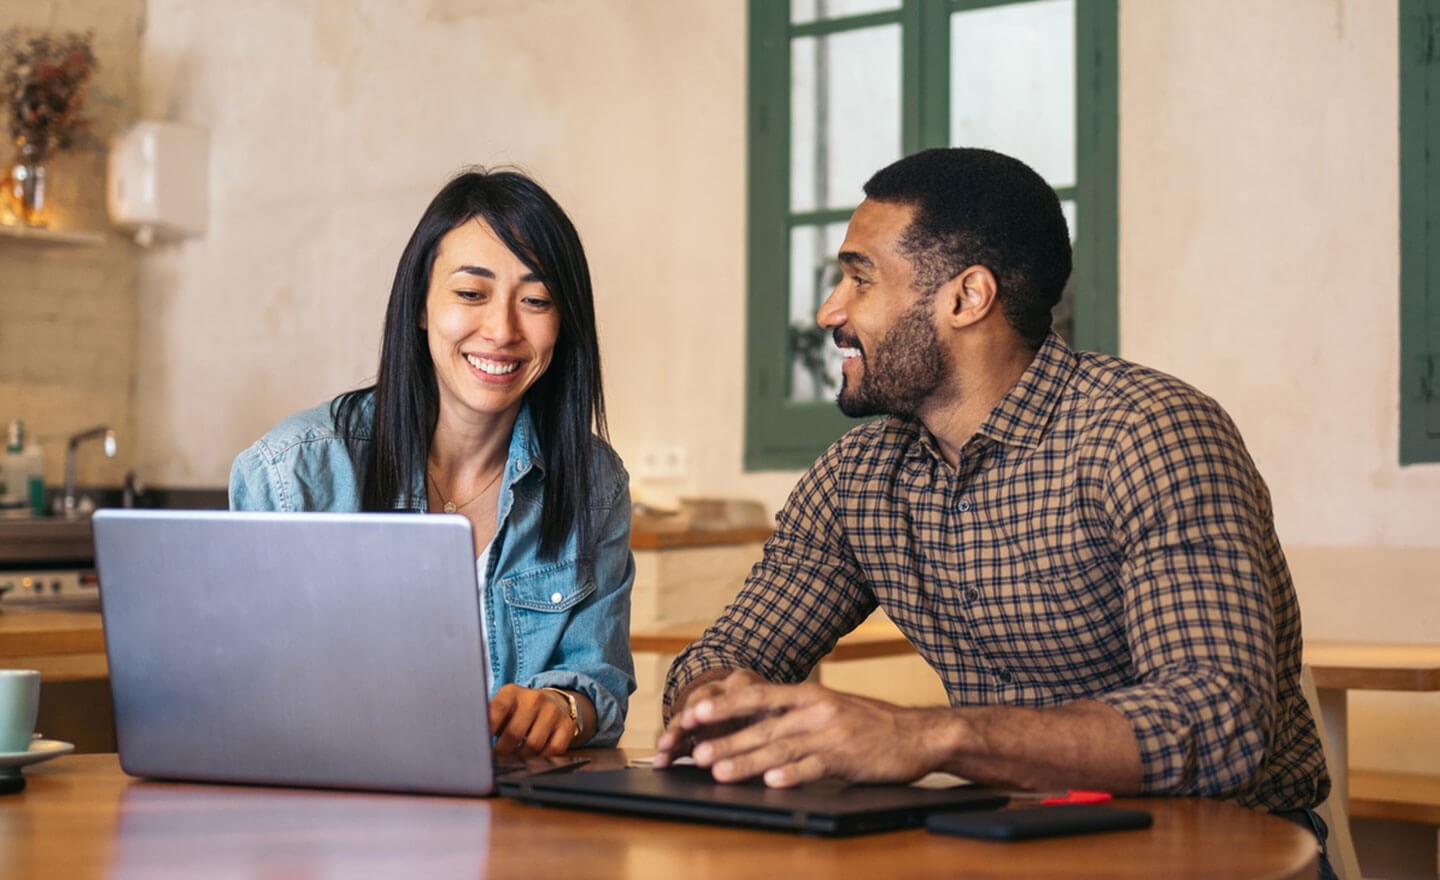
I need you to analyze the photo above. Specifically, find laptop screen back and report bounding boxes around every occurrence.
[93,509,497,796]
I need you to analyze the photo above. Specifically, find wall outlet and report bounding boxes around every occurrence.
[636,445,687,481]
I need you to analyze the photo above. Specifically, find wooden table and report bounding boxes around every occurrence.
[0,752,1319,880]
[1302,640,1440,815]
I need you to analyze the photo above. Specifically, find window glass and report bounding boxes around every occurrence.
[791,25,902,213]
[788,222,851,400]
[791,0,901,25]
[950,0,1075,187]
[1053,199,1077,343]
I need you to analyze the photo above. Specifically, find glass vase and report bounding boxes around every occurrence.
[3,142,49,227]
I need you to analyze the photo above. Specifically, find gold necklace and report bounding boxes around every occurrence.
[428,464,504,514]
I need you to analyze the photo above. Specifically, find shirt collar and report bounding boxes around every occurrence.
[506,400,546,478]
[976,330,1076,450]
[398,399,547,510]
[901,330,1076,462]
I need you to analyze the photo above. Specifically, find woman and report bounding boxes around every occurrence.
[230,168,635,754]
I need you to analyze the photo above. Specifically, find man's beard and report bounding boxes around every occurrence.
[836,303,947,418]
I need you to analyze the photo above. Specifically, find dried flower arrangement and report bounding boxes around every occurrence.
[2,28,98,159]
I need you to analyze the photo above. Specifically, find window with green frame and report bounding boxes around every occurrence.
[745,0,1118,471]
[1400,0,1440,464]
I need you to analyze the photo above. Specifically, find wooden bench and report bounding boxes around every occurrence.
[1349,769,1440,825]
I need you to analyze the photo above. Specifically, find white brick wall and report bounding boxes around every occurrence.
[0,0,144,489]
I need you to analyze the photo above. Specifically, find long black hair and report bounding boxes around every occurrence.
[333,168,608,559]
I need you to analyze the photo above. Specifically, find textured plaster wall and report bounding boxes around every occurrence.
[128,0,785,505]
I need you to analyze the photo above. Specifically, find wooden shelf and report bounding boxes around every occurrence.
[630,524,771,550]
[0,222,105,246]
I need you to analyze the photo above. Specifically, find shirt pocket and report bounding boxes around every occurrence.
[499,559,597,671]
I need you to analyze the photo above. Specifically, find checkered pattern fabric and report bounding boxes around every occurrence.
[665,332,1328,812]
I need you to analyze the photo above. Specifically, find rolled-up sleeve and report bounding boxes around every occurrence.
[1093,393,1279,797]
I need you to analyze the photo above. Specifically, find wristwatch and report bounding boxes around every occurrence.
[543,687,582,740]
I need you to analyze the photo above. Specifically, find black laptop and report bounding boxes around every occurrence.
[500,763,1006,836]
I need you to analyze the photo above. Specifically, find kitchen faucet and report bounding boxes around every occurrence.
[62,425,116,517]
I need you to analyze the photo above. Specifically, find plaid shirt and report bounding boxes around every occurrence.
[666,332,1328,812]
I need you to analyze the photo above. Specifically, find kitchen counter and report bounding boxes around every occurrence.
[0,517,94,566]
[0,487,230,567]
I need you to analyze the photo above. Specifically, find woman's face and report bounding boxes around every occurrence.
[423,217,561,425]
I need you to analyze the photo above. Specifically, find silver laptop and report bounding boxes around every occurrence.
[93,508,553,796]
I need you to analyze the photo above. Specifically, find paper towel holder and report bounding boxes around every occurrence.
[107,121,208,247]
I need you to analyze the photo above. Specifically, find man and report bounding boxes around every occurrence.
[658,148,1330,856]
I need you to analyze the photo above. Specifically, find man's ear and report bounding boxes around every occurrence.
[938,265,998,329]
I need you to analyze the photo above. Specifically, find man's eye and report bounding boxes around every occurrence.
[851,276,870,288]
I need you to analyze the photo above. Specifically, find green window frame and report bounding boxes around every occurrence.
[744,0,1118,471]
[1400,0,1440,464]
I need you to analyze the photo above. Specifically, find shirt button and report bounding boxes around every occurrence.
[550,591,563,604]
[998,670,1013,683]
[957,500,971,512]
[965,588,980,602]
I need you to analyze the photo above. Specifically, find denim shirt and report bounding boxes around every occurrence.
[228,393,636,746]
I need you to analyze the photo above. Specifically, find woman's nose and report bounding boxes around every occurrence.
[481,303,520,343]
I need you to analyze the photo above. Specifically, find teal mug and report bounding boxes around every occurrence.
[0,669,40,754]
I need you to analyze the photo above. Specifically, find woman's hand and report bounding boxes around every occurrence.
[490,684,582,756]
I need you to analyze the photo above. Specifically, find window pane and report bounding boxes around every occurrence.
[791,25,902,213]
[791,0,900,25]
[950,0,1075,187]
[1053,199,1077,344]
[789,222,850,401]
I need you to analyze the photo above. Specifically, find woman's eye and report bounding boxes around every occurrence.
[455,289,484,301]
[523,297,553,309]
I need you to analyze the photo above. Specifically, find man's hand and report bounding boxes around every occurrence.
[654,669,942,787]
[490,684,577,756]
[655,670,774,767]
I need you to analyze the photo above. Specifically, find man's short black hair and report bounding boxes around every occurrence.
[863,147,1072,349]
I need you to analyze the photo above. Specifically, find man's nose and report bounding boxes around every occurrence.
[816,285,846,329]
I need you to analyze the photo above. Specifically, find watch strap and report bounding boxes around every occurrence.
[542,687,582,739]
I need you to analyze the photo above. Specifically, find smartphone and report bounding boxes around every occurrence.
[925,804,1153,841]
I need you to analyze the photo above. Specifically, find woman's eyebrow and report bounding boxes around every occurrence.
[453,264,543,283]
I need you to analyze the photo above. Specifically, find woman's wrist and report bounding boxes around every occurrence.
[541,687,583,740]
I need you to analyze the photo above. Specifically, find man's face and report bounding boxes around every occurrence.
[816,199,949,418]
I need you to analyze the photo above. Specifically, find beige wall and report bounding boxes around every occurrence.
[0,0,143,490]
[5,0,1436,772]
[1120,0,1440,775]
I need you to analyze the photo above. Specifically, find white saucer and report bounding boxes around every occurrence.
[0,739,75,773]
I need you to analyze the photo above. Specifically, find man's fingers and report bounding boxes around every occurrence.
[695,699,834,780]
[682,677,805,730]
[761,753,829,788]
